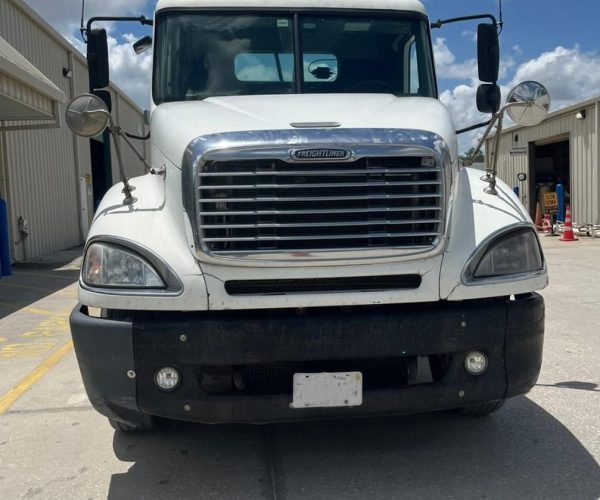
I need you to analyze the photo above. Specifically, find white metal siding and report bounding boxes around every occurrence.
[0,72,55,118]
[0,0,147,259]
[109,92,148,185]
[487,101,599,224]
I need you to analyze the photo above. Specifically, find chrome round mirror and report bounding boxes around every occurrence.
[506,81,551,127]
[65,94,110,137]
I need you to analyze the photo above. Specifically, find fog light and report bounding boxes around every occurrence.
[155,367,180,391]
[464,351,488,375]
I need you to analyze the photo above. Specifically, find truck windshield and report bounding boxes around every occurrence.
[153,12,436,103]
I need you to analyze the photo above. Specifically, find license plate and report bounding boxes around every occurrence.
[291,372,363,409]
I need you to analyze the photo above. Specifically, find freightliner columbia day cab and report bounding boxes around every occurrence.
[67,0,550,431]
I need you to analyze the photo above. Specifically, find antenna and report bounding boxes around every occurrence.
[497,0,504,34]
[80,0,87,42]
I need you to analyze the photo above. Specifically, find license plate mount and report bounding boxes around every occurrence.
[291,372,363,409]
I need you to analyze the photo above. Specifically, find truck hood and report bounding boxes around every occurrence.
[151,94,458,166]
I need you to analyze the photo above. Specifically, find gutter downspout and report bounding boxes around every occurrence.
[67,51,84,243]
[0,124,15,264]
[596,100,600,225]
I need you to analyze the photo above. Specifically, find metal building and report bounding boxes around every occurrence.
[486,96,600,225]
[0,0,148,262]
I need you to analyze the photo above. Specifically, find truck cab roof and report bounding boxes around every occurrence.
[155,0,427,15]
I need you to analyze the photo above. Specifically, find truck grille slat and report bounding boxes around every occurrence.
[202,206,442,216]
[199,193,441,203]
[197,156,443,253]
[203,232,440,242]
[199,167,441,176]
[198,180,441,189]
[200,219,442,229]
[210,246,433,255]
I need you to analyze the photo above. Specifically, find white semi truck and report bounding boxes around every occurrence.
[67,0,550,430]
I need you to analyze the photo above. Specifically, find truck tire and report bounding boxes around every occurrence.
[458,399,506,416]
[108,415,155,432]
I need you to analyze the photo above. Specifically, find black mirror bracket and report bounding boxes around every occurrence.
[85,16,154,93]
[85,16,153,36]
[431,13,497,30]
[471,101,536,196]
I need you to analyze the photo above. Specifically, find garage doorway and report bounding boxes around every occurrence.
[528,135,570,218]
[89,130,113,212]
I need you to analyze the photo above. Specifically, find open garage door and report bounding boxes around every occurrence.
[528,134,570,220]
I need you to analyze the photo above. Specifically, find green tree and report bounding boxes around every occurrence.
[460,147,485,165]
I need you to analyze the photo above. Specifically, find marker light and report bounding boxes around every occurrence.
[155,367,181,391]
[464,351,488,375]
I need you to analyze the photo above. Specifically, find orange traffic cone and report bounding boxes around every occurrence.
[560,205,578,242]
[542,214,552,234]
[534,202,543,231]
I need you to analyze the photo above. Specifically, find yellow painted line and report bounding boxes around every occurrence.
[0,340,74,415]
[0,342,56,359]
[22,307,55,317]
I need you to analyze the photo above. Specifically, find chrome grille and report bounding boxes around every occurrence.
[197,156,443,255]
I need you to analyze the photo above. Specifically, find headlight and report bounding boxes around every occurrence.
[83,243,165,288]
[470,228,543,279]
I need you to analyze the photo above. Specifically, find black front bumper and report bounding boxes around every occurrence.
[70,293,544,425]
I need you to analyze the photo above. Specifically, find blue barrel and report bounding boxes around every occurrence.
[0,198,12,277]
[556,184,565,223]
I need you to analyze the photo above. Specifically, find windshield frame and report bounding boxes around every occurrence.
[152,8,438,104]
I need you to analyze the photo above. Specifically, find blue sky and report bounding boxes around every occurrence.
[25,0,600,152]
[428,0,597,67]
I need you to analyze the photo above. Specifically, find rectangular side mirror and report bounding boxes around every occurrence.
[87,29,110,90]
[133,36,153,55]
[477,24,499,83]
[476,84,500,113]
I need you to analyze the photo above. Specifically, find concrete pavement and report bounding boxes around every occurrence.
[0,239,599,500]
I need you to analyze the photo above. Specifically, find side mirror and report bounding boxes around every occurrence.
[133,35,153,54]
[65,94,110,137]
[87,29,110,90]
[477,23,499,83]
[506,81,551,126]
[476,83,500,113]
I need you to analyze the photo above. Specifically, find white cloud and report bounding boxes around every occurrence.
[24,0,152,108]
[106,34,153,108]
[433,37,478,80]
[24,0,149,40]
[509,45,600,110]
[440,44,600,153]
[433,37,515,83]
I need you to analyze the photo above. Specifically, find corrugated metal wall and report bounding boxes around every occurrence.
[110,92,148,184]
[487,100,599,224]
[0,0,148,260]
[0,71,55,118]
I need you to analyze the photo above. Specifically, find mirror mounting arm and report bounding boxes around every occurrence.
[472,101,535,196]
[431,14,497,30]
[85,16,153,36]
[111,127,152,172]
[85,110,137,205]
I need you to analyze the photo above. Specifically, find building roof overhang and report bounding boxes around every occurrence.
[0,35,65,122]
